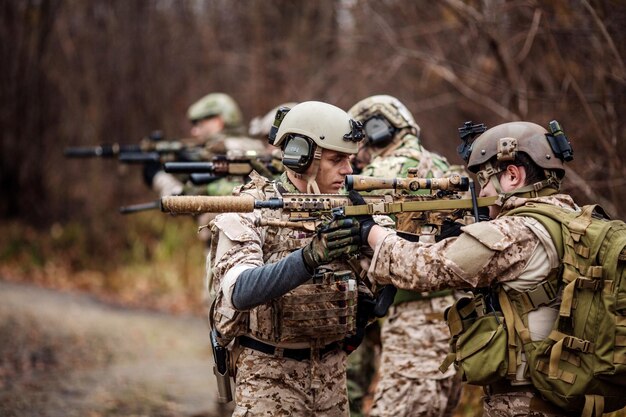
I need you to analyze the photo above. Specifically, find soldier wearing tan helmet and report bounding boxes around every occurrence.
[349,120,577,416]
[347,95,465,417]
[207,101,374,416]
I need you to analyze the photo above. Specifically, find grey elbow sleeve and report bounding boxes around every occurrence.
[231,249,312,311]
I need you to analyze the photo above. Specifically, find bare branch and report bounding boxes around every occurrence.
[563,166,617,217]
[582,0,626,82]
[369,5,520,120]
[516,8,542,63]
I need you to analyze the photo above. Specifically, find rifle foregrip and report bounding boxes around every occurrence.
[160,195,256,214]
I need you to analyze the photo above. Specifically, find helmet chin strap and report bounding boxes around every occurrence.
[483,161,561,205]
[292,146,323,194]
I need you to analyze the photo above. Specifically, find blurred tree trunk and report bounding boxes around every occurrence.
[0,0,61,222]
[0,0,624,254]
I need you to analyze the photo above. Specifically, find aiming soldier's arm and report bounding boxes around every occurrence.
[214,214,360,311]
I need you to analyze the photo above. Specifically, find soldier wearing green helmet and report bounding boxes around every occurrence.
[187,92,245,138]
[144,92,266,199]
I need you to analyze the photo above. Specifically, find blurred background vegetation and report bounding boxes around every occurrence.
[1,0,625,319]
[0,1,624,415]
[1,0,624,325]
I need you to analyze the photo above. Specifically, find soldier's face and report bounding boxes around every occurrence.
[190,116,224,140]
[312,149,353,193]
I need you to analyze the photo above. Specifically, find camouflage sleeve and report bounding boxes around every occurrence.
[211,212,265,308]
[368,216,540,291]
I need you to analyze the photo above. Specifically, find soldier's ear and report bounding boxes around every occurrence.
[506,164,526,187]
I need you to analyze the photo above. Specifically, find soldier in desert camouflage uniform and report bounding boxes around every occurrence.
[208,101,371,417]
[352,121,576,417]
[347,95,464,417]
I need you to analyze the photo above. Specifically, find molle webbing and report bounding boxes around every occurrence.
[503,202,626,417]
[266,271,358,344]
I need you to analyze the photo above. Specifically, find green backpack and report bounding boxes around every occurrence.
[502,203,626,416]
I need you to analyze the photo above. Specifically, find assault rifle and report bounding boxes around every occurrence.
[63,131,210,164]
[160,173,497,232]
[163,154,282,185]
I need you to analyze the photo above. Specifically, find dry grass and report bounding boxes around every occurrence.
[2,216,625,417]
[0,214,206,316]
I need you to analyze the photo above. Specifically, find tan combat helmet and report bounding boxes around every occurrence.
[348,95,420,147]
[467,121,570,198]
[187,92,243,129]
[249,102,299,139]
[274,101,364,193]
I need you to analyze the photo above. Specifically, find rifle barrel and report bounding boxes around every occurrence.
[118,152,161,163]
[119,201,161,214]
[64,144,141,158]
[189,173,222,185]
[164,162,216,173]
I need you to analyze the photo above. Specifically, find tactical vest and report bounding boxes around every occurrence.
[441,203,626,417]
[209,175,359,347]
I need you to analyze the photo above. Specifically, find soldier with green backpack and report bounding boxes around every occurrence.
[348,120,626,416]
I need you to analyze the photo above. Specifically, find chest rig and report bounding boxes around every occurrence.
[247,179,359,346]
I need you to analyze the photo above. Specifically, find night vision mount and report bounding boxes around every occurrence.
[457,121,487,163]
[268,106,291,146]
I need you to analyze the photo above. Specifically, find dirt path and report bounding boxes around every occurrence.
[0,280,231,417]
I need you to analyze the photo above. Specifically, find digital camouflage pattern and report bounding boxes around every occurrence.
[368,300,462,417]
[360,131,466,417]
[368,194,578,417]
[369,194,577,290]
[483,391,570,417]
[210,172,367,416]
[359,133,460,183]
[233,347,349,417]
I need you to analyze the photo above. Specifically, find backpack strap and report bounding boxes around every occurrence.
[498,289,530,379]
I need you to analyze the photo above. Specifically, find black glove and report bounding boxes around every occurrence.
[348,190,376,244]
[436,219,465,242]
[373,284,397,317]
[302,217,361,272]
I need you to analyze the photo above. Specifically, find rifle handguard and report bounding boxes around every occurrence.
[160,195,256,214]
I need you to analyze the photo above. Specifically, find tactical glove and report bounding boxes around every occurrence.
[347,190,376,243]
[436,219,465,242]
[302,218,361,272]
